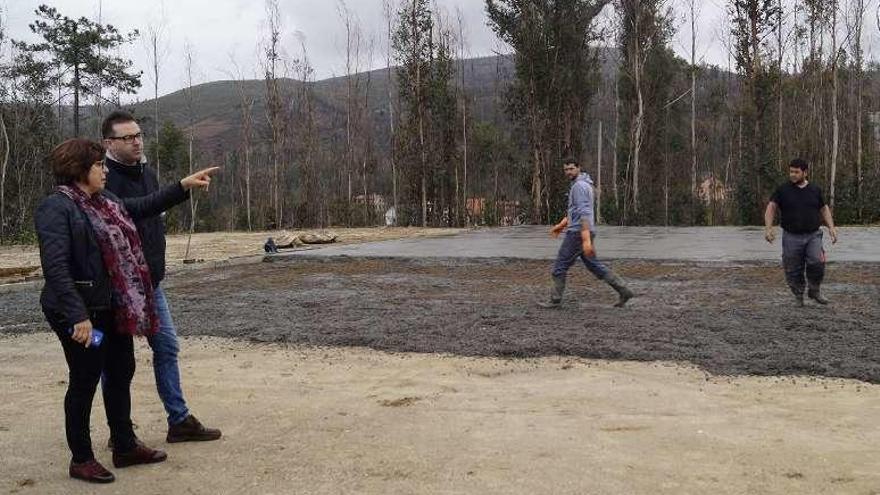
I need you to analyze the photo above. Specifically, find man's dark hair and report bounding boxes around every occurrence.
[789,158,809,171]
[101,110,137,139]
[561,157,580,167]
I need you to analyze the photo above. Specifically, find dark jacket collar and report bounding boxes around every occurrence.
[105,154,144,178]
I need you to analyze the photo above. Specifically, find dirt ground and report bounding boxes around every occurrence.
[1,250,879,493]
[4,258,879,382]
[1,333,878,495]
[2,256,879,380]
[0,227,464,284]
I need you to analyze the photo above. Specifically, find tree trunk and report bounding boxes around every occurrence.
[777,0,783,173]
[531,143,543,224]
[855,0,864,221]
[265,1,283,228]
[613,72,620,211]
[184,125,195,260]
[73,64,81,137]
[417,58,427,227]
[345,15,354,224]
[57,78,64,137]
[385,0,398,226]
[632,65,643,216]
[153,36,161,182]
[227,152,235,230]
[245,145,252,231]
[690,0,697,223]
[363,156,369,225]
[597,120,603,224]
[462,79,468,227]
[830,1,838,208]
[493,159,499,226]
[0,110,8,239]
[629,6,644,218]
[664,105,670,226]
[235,72,254,231]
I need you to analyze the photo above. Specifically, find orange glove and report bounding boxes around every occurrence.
[581,229,595,257]
[550,218,569,238]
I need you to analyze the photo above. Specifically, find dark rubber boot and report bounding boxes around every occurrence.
[604,273,634,308]
[537,276,565,308]
[790,286,805,307]
[807,288,829,305]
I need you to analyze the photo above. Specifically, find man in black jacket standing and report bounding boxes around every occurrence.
[103,110,221,443]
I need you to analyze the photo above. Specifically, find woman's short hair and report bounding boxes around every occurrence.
[49,138,105,185]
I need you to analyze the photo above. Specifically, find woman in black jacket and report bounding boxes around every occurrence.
[36,138,217,483]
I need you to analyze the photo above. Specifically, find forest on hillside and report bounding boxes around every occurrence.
[2,0,879,241]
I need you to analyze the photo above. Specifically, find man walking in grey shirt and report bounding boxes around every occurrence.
[539,157,634,309]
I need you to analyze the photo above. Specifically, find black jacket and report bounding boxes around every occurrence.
[36,184,189,328]
[105,157,189,286]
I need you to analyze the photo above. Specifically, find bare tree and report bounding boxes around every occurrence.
[93,0,103,136]
[613,54,621,212]
[384,0,399,225]
[625,0,645,217]
[776,0,783,173]
[846,0,867,220]
[182,41,198,260]
[456,8,469,227]
[144,12,169,182]
[830,0,839,209]
[228,53,255,231]
[225,151,234,230]
[338,0,361,222]
[360,39,376,226]
[263,0,285,227]
[597,120,603,223]
[0,109,8,240]
[290,37,324,227]
[616,0,669,220]
[0,6,8,239]
[689,0,698,222]
[415,0,427,227]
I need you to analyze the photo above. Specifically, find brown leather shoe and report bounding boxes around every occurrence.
[167,415,222,443]
[107,436,145,450]
[69,459,115,483]
[112,444,168,468]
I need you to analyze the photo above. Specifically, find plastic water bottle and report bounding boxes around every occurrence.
[68,327,105,347]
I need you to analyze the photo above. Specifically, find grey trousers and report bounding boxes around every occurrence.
[781,230,826,296]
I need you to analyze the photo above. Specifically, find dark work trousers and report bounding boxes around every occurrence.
[47,310,137,463]
[551,230,610,280]
[781,230,826,296]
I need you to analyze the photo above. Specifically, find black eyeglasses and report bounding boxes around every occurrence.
[107,133,143,144]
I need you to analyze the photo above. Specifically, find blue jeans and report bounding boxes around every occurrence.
[149,285,190,426]
[551,230,610,280]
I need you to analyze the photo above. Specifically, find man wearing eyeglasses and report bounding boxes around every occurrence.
[103,110,222,444]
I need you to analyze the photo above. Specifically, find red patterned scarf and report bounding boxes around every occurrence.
[57,185,158,337]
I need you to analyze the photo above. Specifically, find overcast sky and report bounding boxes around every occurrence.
[5,0,876,101]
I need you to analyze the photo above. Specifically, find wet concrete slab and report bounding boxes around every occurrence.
[270,226,880,263]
